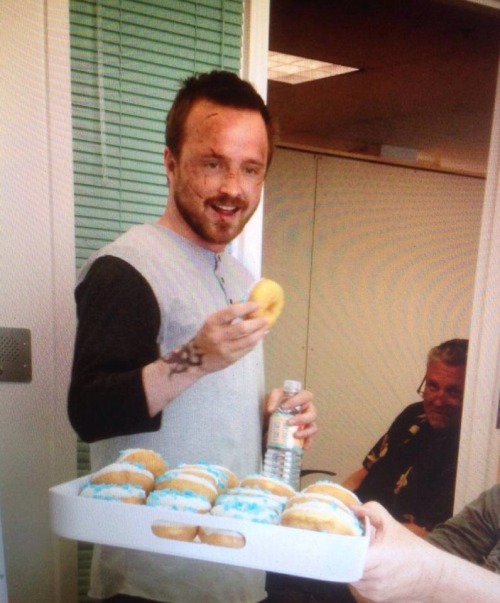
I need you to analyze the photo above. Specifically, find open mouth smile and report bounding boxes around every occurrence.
[209,201,243,218]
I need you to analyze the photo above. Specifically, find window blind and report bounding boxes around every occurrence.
[70,0,243,269]
[70,2,243,600]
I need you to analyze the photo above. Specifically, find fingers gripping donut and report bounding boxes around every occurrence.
[247,278,285,327]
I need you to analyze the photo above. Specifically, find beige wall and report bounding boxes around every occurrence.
[262,148,485,481]
[0,1,77,601]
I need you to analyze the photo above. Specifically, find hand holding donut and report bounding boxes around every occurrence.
[246,278,285,328]
[189,302,270,373]
[146,279,284,416]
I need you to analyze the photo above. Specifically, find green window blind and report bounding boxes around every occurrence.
[70,2,243,600]
[70,0,244,270]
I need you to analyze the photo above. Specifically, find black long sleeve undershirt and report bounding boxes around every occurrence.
[68,256,162,443]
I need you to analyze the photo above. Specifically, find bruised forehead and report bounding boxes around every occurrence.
[181,99,269,160]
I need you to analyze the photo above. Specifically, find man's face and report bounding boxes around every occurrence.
[422,360,466,430]
[164,99,268,252]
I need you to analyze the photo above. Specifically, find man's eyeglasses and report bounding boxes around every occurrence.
[416,377,463,403]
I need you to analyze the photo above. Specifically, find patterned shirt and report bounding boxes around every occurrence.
[355,401,460,529]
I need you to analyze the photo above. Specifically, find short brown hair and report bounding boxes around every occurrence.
[165,70,275,168]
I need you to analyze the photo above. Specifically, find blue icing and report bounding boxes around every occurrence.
[80,483,144,501]
[146,489,210,509]
[216,498,281,523]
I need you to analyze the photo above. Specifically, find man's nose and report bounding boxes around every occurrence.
[219,170,243,196]
[432,391,447,405]
[431,389,455,405]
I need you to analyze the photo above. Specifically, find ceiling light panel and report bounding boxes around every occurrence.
[268,51,359,84]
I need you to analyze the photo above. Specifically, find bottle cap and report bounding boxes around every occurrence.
[283,379,302,392]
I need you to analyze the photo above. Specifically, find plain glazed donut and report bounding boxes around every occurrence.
[198,527,246,549]
[247,278,285,327]
[151,521,199,542]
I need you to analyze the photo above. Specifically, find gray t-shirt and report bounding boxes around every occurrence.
[427,484,500,574]
[79,224,266,602]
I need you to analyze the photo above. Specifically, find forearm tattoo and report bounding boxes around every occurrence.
[161,339,204,375]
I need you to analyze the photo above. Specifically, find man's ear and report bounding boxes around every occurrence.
[164,147,177,178]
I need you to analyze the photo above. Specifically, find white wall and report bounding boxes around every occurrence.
[0,1,77,601]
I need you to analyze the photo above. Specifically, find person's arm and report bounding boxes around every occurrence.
[143,297,269,417]
[69,256,269,441]
[343,467,368,491]
[426,485,499,569]
[68,256,162,442]
[350,501,500,603]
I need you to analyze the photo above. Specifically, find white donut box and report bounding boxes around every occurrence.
[49,476,370,582]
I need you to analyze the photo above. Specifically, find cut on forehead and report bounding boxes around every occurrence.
[165,70,275,167]
[180,100,269,169]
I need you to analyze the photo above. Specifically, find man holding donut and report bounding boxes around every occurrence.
[67,71,317,603]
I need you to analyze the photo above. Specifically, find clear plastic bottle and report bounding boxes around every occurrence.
[262,379,303,490]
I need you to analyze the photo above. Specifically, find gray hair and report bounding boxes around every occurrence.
[427,338,468,367]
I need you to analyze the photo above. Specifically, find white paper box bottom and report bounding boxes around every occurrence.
[49,476,369,582]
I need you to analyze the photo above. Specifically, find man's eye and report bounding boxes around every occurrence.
[199,158,222,171]
[244,165,263,178]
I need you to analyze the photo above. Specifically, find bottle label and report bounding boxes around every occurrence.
[267,412,303,452]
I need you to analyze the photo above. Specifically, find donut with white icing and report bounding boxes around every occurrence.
[301,481,361,507]
[90,462,155,492]
[281,497,363,536]
[177,463,235,493]
[80,483,146,505]
[147,488,212,542]
[240,473,296,499]
[199,496,281,548]
[155,468,218,503]
[116,448,167,478]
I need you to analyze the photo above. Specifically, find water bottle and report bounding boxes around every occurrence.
[263,379,303,490]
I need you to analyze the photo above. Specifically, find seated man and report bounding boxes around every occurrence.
[265,339,468,603]
[344,338,468,535]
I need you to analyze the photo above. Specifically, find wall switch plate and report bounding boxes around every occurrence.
[0,328,32,382]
